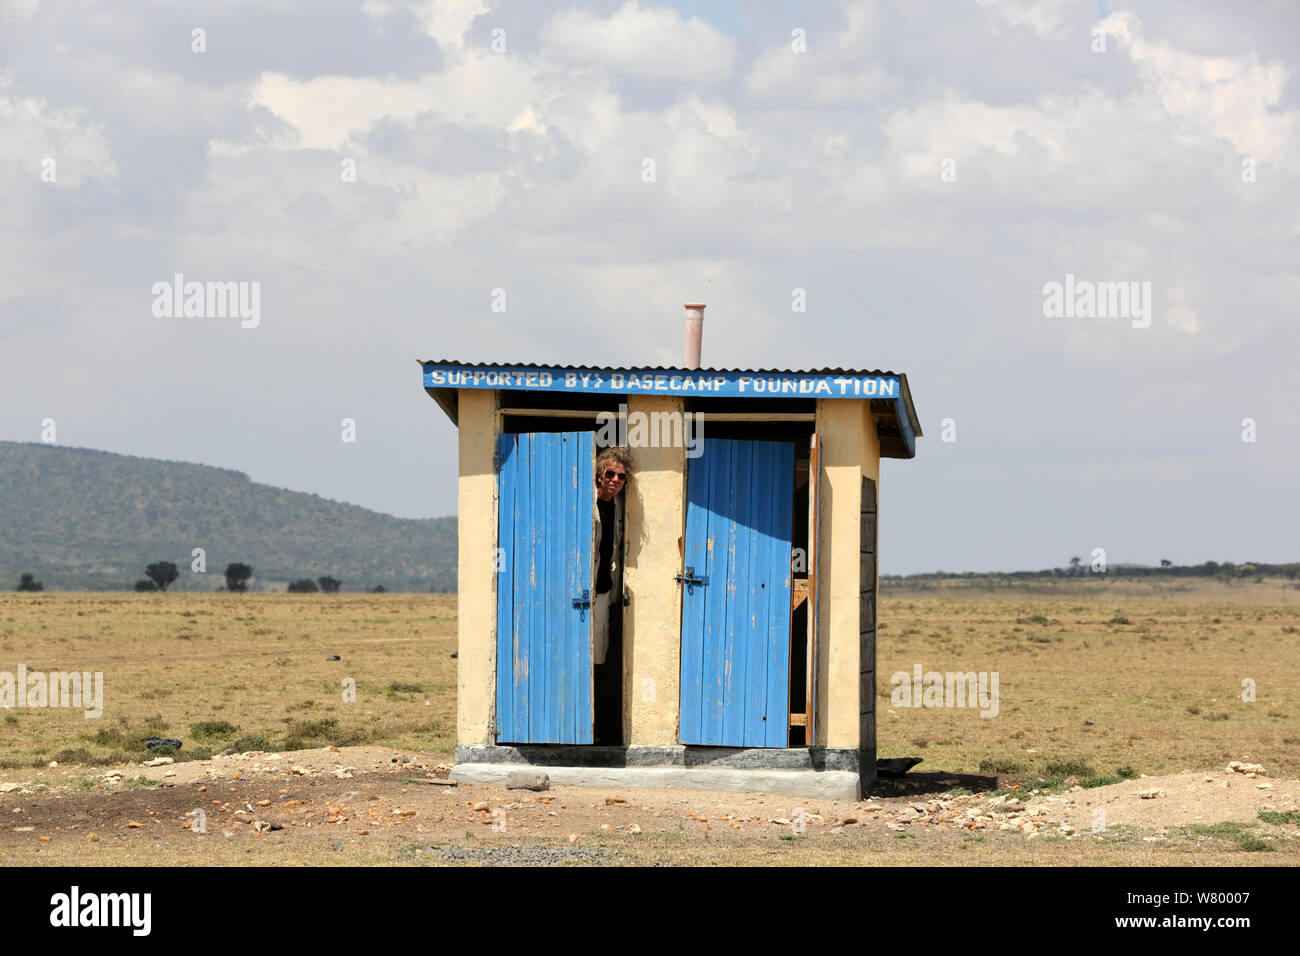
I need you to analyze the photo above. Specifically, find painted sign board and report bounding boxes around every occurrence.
[423,363,900,400]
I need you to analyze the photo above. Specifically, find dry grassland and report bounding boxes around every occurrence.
[0,578,1296,866]
[0,593,459,767]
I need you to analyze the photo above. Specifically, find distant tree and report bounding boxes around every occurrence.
[1069,556,1082,575]
[134,579,158,592]
[371,585,387,593]
[146,561,179,591]
[318,576,341,594]
[288,578,319,593]
[16,573,43,592]
[225,563,253,592]
[1160,558,1172,568]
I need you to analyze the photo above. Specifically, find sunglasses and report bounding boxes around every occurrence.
[603,470,626,481]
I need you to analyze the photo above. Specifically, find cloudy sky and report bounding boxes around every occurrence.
[2,0,1296,574]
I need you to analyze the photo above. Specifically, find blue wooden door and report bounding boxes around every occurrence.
[680,438,795,747]
[495,431,595,744]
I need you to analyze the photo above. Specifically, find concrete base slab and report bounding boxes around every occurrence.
[450,762,861,801]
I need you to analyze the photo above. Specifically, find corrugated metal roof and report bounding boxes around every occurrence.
[418,358,922,454]
[418,359,903,376]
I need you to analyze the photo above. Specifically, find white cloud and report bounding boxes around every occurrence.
[744,50,898,105]
[744,1,899,105]
[974,0,1078,39]
[1100,11,1297,163]
[882,91,1066,176]
[542,1,736,84]
[362,0,488,50]
[249,50,546,150]
[1164,286,1200,336]
[0,0,42,26]
[250,74,435,151]
[0,73,116,189]
[3,0,1299,570]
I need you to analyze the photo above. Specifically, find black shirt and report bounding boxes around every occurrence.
[596,497,615,594]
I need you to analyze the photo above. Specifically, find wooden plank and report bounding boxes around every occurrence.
[732,441,756,747]
[702,439,731,744]
[572,432,595,743]
[514,433,533,740]
[806,432,820,748]
[521,431,539,740]
[788,713,806,727]
[499,407,607,418]
[695,412,815,422]
[765,440,794,748]
[678,444,709,744]
[495,432,516,741]
[527,432,548,741]
[558,432,575,742]
[580,431,597,743]
[790,579,808,611]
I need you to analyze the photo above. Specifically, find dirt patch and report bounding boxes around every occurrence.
[2,747,1297,865]
[1026,768,1300,831]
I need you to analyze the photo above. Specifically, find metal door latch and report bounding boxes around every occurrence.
[572,588,591,621]
[675,567,709,594]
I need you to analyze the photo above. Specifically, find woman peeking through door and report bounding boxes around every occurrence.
[592,447,631,668]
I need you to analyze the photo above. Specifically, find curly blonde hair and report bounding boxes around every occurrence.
[595,446,633,487]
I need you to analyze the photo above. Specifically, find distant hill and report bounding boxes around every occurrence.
[0,442,456,592]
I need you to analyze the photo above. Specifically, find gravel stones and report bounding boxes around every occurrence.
[433,844,616,866]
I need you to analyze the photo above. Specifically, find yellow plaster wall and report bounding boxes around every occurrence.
[452,389,882,753]
[622,396,686,746]
[813,399,880,748]
[455,390,498,746]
